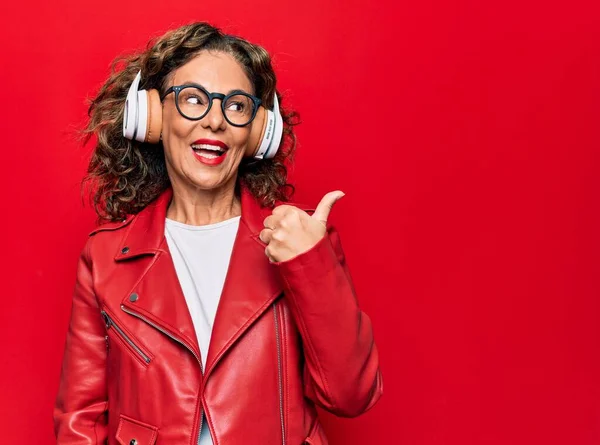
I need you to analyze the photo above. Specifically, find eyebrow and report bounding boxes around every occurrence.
[179,81,251,96]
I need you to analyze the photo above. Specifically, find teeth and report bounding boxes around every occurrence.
[197,152,219,159]
[191,144,225,152]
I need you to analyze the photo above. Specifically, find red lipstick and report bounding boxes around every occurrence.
[190,139,229,166]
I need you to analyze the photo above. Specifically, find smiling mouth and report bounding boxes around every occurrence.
[191,143,226,159]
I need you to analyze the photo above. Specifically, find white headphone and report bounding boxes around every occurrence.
[123,70,284,160]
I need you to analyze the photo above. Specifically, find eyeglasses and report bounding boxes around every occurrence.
[160,84,262,127]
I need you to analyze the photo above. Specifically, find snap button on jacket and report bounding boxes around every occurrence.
[54,185,383,445]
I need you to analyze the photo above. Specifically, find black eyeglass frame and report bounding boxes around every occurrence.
[160,84,263,127]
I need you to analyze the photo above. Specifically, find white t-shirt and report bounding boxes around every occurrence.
[164,215,240,445]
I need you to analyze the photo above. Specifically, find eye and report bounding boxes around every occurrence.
[227,101,245,112]
[185,94,206,105]
[225,94,252,114]
[179,87,208,106]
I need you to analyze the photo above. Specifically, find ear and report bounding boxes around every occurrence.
[245,106,267,157]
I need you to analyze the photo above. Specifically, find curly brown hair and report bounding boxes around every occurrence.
[81,22,299,222]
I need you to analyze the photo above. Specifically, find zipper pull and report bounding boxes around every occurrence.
[101,311,112,329]
[101,311,111,351]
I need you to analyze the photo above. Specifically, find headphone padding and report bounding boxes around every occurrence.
[136,90,148,143]
[246,106,267,157]
[146,89,162,144]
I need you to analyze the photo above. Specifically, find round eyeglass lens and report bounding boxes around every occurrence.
[177,87,210,119]
[224,94,255,125]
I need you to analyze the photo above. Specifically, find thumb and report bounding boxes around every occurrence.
[312,190,345,225]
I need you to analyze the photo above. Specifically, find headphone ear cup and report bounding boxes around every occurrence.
[252,93,284,160]
[145,89,162,144]
[246,106,267,157]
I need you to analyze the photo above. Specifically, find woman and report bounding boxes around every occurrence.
[54,22,382,445]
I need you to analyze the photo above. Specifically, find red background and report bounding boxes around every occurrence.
[1,0,599,444]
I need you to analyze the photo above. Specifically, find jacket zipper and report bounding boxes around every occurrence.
[101,310,151,364]
[273,302,285,445]
[120,304,205,445]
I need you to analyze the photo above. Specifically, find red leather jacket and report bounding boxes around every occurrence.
[54,184,383,445]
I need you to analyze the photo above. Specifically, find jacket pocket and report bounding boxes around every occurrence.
[101,310,152,366]
[115,414,158,445]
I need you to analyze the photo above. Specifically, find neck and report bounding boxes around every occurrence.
[166,178,241,226]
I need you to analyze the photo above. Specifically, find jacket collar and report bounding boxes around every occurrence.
[115,183,285,380]
[115,183,269,261]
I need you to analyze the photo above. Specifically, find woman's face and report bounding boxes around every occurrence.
[160,50,254,193]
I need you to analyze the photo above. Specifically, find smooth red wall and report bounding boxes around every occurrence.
[1,0,599,444]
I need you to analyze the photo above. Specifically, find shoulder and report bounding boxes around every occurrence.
[88,214,135,237]
[83,215,137,266]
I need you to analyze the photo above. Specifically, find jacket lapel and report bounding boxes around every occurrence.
[117,187,202,360]
[203,185,283,379]
[114,184,283,377]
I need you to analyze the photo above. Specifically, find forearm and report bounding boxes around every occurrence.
[274,226,383,417]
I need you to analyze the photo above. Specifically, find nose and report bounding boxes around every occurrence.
[200,98,227,132]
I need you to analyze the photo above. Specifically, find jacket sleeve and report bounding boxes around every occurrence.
[273,225,383,418]
[54,238,109,444]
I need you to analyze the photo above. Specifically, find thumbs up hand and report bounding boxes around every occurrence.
[260,191,345,263]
